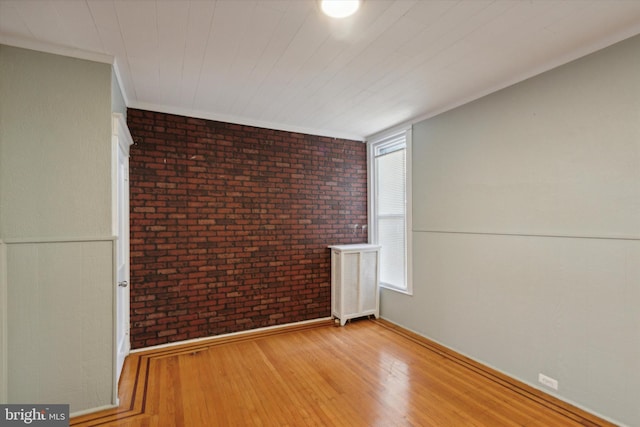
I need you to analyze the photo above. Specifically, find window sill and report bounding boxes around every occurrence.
[380,284,413,296]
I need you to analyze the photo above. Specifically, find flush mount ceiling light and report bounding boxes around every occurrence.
[321,0,361,19]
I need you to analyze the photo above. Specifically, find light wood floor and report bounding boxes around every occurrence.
[71,319,614,427]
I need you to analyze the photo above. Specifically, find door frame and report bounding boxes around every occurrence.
[111,113,133,404]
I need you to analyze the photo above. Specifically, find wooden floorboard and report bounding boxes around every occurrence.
[71,319,616,427]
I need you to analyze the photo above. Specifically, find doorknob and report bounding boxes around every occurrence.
[118,280,129,288]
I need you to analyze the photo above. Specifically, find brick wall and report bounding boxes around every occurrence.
[127,109,368,348]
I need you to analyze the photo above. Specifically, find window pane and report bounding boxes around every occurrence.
[375,144,406,290]
[376,149,405,215]
[378,216,405,287]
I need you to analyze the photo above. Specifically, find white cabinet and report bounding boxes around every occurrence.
[329,244,381,326]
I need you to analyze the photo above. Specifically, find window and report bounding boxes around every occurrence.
[368,129,412,294]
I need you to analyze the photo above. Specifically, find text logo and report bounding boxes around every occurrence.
[0,405,69,426]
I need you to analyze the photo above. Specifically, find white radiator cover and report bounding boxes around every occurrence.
[329,244,381,326]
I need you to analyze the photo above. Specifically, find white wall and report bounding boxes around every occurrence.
[7,241,113,409]
[0,46,112,239]
[0,240,7,403]
[0,45,115,413]
[111,69,127,119]
[380,34,640,426]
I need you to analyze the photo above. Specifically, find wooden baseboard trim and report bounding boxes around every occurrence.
[374,318,616,427]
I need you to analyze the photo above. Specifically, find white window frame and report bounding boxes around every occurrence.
[367,128,413,295]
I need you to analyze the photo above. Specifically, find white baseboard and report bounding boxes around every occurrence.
[70,403,118,418]
[131,317,333,354]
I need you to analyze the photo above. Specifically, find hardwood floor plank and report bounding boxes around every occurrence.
[71,319,616,426]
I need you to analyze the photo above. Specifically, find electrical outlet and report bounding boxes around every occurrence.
[538,373,558,390]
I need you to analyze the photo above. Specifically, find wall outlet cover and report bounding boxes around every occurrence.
[538,373,559,390]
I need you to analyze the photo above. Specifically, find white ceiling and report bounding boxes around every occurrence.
[1,0,640,140]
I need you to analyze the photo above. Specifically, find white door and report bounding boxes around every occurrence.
[113,114,132,390]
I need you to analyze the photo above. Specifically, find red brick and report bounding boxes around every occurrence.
[127,108,367,349]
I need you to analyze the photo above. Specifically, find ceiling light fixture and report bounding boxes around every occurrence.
[321,0,361,19]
